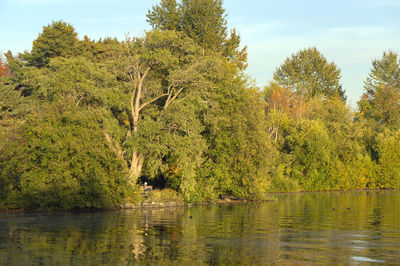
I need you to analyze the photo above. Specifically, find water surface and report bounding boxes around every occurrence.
[1,190,399,264]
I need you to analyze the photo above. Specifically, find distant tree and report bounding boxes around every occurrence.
[80,36,123,62]
[358,51,400,130]
[364,51,400,95]
[23,21,80,67]
[147,0,247,69]
[0,56,9,77]
[273,47,346,101]
[147,0,182,31]
[263,81,307,117]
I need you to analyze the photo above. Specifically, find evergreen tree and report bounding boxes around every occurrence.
[147,0,182,31]
[23,21,80,67]
[147,0,247,69]
[358,51,400,130]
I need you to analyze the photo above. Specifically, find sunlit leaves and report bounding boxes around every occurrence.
[273,47,345,101]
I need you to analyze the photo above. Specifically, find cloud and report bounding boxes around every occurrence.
[327,26,394,36]
[81,16,143,23]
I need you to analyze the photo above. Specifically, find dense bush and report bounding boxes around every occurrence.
[0,106,130,209]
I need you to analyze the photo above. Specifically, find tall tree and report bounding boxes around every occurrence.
[108,30,212,186]
[147,0,182,31]
[364,51,400,95]
[273,47,345,101]
[358,51,400,130]
[147,0,247,70]
[180,0,227,52]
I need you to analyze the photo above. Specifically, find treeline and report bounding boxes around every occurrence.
[0,0,399,210]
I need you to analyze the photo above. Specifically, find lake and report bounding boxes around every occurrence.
[1,190,399,264]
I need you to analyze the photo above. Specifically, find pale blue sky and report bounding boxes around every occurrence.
[1,0,399,106]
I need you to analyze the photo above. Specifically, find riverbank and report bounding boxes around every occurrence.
[3,188,394,212]
[0,188,267,212]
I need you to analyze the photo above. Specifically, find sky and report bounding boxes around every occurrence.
[1,0,399,107]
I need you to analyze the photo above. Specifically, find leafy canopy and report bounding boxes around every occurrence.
[23,21,80,67]
[358,51,400,130]
[273,47,345,101]
[147,0,247,69]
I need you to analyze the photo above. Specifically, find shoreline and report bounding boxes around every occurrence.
[0,198,255,214]
[1,188,397,213]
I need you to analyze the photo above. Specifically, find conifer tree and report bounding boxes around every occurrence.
[23,21,80,67]
[358,51,400,130]
[147,0,247,69]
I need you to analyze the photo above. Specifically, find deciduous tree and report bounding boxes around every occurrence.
[108,30,212,186]
[273,47,345,100]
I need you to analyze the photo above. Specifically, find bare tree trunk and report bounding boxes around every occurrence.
[128,109,144,185]
[124,61,185,184]
[129,151,144,185]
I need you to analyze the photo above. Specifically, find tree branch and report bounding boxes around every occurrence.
[164,86,185,109]
[139,92,169,112]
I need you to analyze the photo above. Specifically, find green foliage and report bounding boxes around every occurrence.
[148,0,227,52]
[358,51,400,131]
[204,77,277,199]
[283,119,334,190]
[0,47,131,209]
[376,130,400,188]
[147,0,247,69]
[0,105,130,210]
[31,56,114,105]
[364,51,400,95]
[266,97,376,192]
[80,36,123,63]
[23,21,80,67]
[137,95,210,202]
[147,0,182,31]
[273,47,345,100]
[1,2,400,209]
[0,80,34,122]
[180,0,227,51]
[356,51,400,187]
[106,29,215,189]
[147,188,184,203]
[304,97,376,189]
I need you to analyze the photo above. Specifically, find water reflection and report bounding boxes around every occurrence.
[0,190,399,264]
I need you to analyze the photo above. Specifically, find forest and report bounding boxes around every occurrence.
[0,0,399,210]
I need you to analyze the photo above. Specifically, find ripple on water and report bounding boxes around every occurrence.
[351,256,385,263]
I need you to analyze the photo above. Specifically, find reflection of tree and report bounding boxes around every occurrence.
[0,211,141,264]
[0,191,400,264]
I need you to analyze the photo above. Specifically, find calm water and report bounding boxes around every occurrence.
[1,190,400,265]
